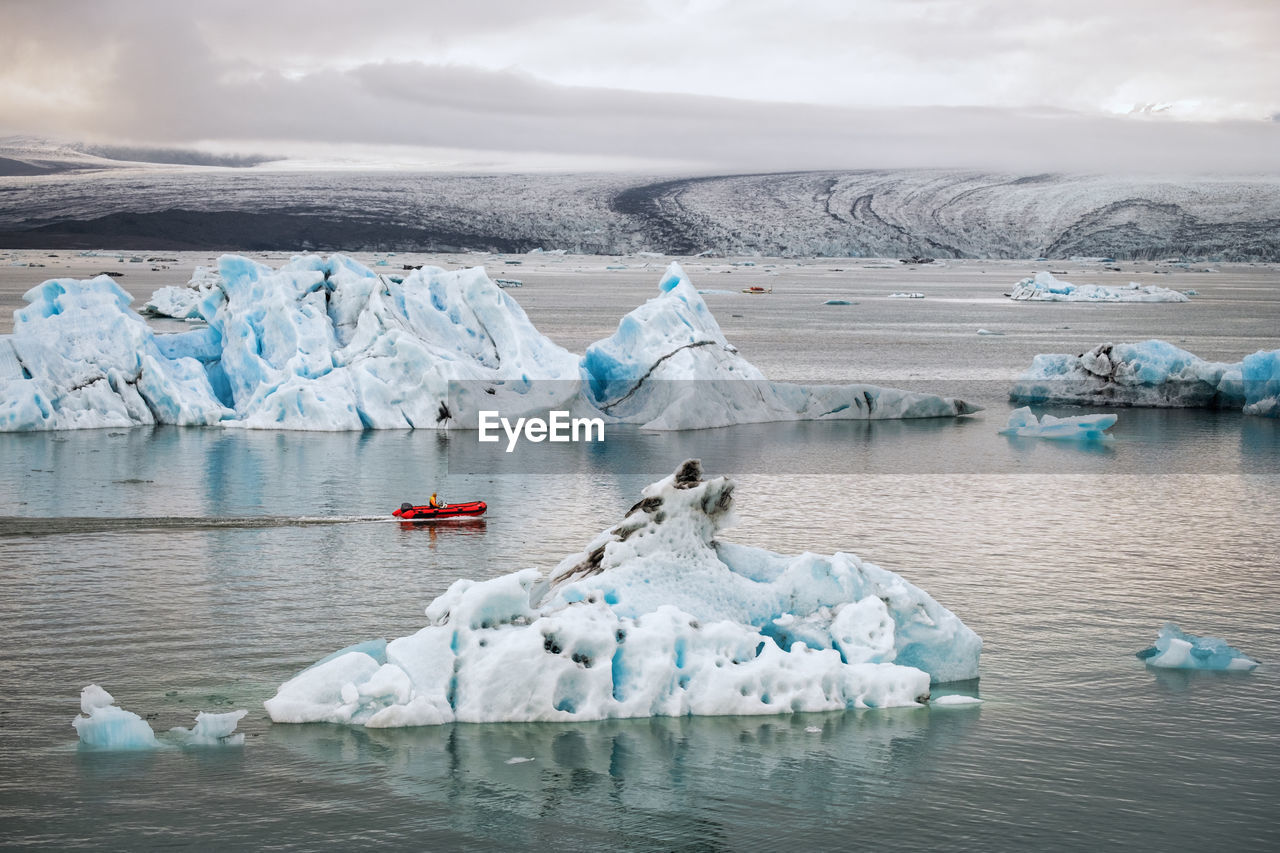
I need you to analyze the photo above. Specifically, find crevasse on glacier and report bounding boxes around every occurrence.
[264,460,982,726]
[0,255,978,431]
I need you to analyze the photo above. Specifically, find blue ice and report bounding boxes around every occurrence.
[1136,623,1259,671]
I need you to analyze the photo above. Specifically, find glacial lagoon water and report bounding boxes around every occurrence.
[1,258,1278,850]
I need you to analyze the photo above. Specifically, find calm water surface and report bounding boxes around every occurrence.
[1,265,1278,851]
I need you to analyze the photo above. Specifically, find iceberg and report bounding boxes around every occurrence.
[265,460,981,727]
[170,710,249,746]
[0,277,231,430]
[1137,623,1259,671]
[1008,272,1189,302]
[1010,340,1280,416]
[72,684,248,749]
[581,264,978,429]
[999,406,1116,441]
[2,256,978,432]
[141,265,220,319]
[72,684,161,749]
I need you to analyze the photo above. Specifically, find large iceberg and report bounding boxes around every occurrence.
[999,406,1116,441]
[72,684,248,749]
[1,255,582,431]
[580,264,977,429]
[1008,272,1189,302]
[265,460,981,727]
[1,256,977,431]
[1136,624,1259,671]
[1010,340,1280,416]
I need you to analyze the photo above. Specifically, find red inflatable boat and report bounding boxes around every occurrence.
[393,501,487,521]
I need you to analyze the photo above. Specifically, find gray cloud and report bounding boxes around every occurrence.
[1,0,1277,172]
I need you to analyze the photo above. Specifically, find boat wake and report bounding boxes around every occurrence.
[0,515,396,538]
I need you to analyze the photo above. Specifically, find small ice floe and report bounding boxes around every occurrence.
[932,695,982,706]
[976,329,1004,336]
[72,685,161,750]
[999,407,1116,441]
[1008,272,1188,302]
[504,756,536,765]
[887,292,925,299]
[170,710,249,746]
[804,726,823,733]
[72,684,248,749]
[823,299,854,306]
[1136,623,1259,671]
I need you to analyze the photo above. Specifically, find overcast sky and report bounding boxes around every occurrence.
[2,0,1277,172]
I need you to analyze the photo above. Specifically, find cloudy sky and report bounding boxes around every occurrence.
[2,0,1277,172]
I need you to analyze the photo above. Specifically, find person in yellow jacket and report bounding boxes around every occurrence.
[429,492,445,509]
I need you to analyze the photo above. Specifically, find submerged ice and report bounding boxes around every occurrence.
[265,461,981,727]
[1010,340,1280,416]
[999,407,1116,441]
[1,257,977,431]
[1008,272,1189,302]
[72,684,247,749]
[1137,624,1259,671]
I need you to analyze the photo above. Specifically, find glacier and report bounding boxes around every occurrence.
[1,256,977,432]
[1136,624,1259,671]
[264,460,982,727]
[999,407,1116,441]
[72,684,248,749]
[1010,340,1280,416]
[1008,271,1189,302]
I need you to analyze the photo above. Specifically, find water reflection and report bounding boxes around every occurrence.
[1145,666,1258,695]
[268,705,980,847]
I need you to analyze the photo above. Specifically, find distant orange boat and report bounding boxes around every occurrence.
[741,285,772,294]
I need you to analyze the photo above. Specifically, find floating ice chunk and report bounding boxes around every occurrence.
[1137,623,1259,671]
[73,684,249,749]
[5,256,977,432]
[999,406,1116,441]
[72,685,161,750]
[932,695,982,705]
[142,265,221,319]
[505,756,536,764]
[1010,340,1280,416]
[887,292,925,298]
[824,299,854,305]
[1009,272,1189,302]
[976,329,1004,336]
[1242,349,1280,416]
[1,276,229,430]
[170,710,249,746]
[581,263,977,429]
[265,460,981,727]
